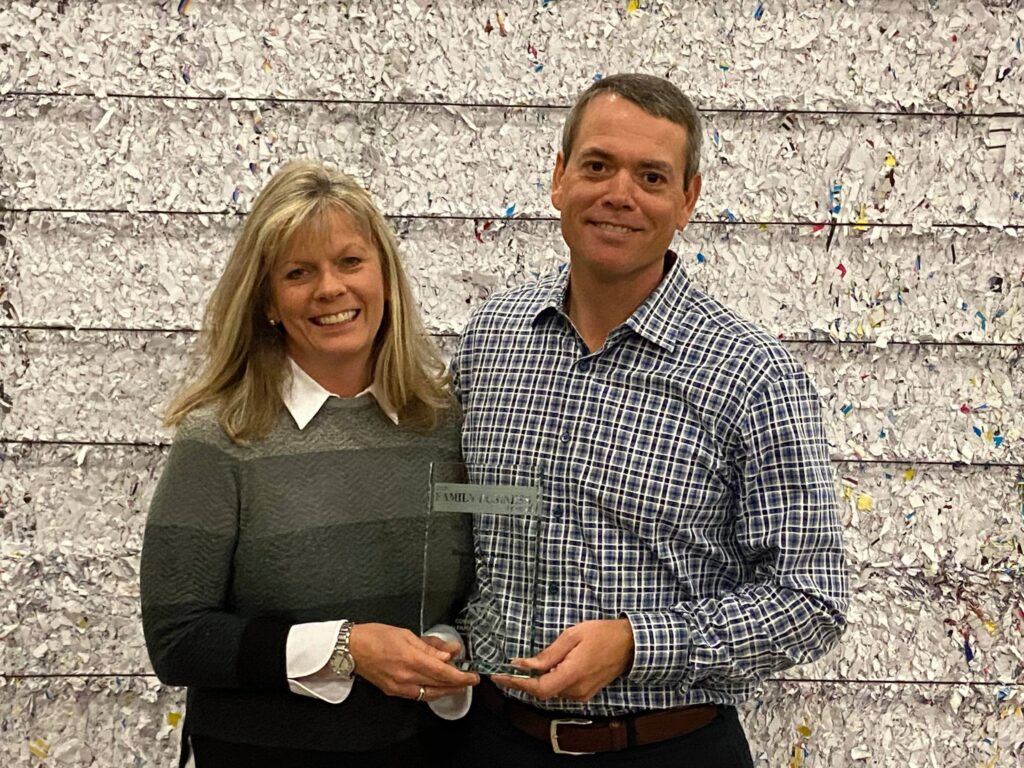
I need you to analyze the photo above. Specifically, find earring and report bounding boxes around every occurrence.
[268,318,278,326]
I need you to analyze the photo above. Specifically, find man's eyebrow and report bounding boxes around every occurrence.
[637,160,675,175]
[576,148,676,175]
[576,148,614,162]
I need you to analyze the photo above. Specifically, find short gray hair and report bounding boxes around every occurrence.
[561,73,702,186]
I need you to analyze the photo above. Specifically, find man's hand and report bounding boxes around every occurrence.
[349,623,479,702]
[493,618,634,702]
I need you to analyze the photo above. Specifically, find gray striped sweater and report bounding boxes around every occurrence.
[141,395,468,752]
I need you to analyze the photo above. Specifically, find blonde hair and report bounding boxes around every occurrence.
[165,160,451,442]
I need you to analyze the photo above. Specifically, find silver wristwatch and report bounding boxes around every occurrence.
[328,621,356,679]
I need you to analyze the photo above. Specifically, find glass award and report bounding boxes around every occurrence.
[421,462,542,678]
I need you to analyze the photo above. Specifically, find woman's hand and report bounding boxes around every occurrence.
[349,623,478,702]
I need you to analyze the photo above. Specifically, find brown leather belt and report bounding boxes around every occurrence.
[477,678,718,755]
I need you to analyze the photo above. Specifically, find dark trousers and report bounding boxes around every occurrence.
[191,730,435,768]
[450,698,756,768]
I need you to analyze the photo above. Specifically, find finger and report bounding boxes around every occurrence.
[415,655,479,687]
[512,631,581,673]
[409,635,454,662]
[421,636,462,657]
[492,666,573,701]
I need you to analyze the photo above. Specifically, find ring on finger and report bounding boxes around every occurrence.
[416,685,426,702]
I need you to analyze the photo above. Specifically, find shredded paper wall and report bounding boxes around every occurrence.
[2,1,1022,765]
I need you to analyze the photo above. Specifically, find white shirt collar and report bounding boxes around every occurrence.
[282,357,399,430]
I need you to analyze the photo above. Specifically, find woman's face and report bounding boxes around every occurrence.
[268,210,386,391]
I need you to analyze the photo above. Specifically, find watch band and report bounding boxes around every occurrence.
[329,620,355,679]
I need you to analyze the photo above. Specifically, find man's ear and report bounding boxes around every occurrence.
[675,173,702,232]
[550,152,567,212]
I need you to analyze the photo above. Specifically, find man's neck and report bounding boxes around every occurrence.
[565,262,665,352]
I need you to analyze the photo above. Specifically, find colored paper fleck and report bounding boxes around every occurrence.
[719,61,731,72]
[836,262,847,278]
[796,724,812,738]
[885,152,898,168]
[754,2,765,21]
[167,712,183,727]
[975,310,987,330]
[902,468,917,481]
[696,252,706,263]
[28,739,50,759]
[854,204,870,231]
[994,435,1004,447]
[722,208,737,222]
[856,493,873,511]
[840,403,854,415]
[828,183,842,214]
[181,65,192,84]
[964,637,974,663]
[177,0,191,15]
[627,0,641,13]
[973,425,984,438]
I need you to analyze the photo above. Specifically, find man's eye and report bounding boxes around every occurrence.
[643,172,666,185]
[585,161,606,173]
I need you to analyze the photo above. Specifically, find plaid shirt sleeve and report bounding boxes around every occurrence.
[624,368,849,687]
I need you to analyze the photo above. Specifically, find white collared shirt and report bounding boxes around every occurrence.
[281,358,470,719]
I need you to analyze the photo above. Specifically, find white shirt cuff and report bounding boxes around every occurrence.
[423,624,473,720]
[285,620,353,704]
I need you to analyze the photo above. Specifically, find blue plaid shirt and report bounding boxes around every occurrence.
[452,253,848,715]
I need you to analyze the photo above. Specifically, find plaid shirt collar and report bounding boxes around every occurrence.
[528,250,692,352]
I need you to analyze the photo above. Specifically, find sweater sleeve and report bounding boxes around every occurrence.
[140,428,292,690]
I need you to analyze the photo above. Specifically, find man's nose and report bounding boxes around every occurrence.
[602,170,636,208]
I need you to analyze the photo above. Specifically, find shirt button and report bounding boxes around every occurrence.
[578,360,590,373]
[549,584,559,597]
[560,430,571,443]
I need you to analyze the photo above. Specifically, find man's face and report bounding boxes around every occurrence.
[551,94,701,290]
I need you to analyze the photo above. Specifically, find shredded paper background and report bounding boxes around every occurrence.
[1,1,1022,765]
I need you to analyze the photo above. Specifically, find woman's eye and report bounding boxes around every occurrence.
[285,268,306,279]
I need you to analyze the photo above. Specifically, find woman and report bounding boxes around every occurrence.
[141,160,478,767]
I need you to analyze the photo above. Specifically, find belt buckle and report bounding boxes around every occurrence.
[549,718,594,755]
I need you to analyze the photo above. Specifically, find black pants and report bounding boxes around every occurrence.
[191,730,436,768]
[449,700,756,768]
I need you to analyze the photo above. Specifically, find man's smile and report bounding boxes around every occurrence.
[590,221,640,234]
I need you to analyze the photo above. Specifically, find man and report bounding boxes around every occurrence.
[451,74,848,766]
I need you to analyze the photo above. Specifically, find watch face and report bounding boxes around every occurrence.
[331,652,355,678]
